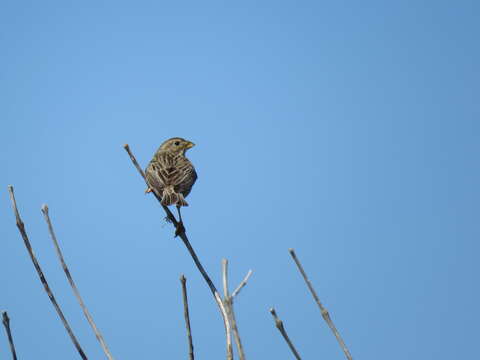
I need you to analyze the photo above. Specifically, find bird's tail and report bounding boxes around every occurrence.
[161,186,189,207]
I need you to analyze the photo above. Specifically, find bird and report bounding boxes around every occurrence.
[145,137,197,235]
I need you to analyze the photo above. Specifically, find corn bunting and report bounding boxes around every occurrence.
[145,137,197,235]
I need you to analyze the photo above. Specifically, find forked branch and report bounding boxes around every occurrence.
[222,260,251,360]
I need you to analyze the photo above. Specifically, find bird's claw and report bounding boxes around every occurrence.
[175,221,186,237]
[145,187,152,194]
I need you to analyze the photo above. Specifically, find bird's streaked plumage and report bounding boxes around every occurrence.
[145,137,197,207]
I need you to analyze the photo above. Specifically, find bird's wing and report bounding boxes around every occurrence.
[146,152,192,187]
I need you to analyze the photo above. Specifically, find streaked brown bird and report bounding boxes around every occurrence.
[145,137,197,235]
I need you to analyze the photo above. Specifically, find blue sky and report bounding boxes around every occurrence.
[1,1,479,359]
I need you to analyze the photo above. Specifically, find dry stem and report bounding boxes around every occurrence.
[180,275,194,360]
[7,185,87,360]
[228,301,245,360]
[269,308,301,360]
[222,260,251,360]
[41,204,114,360]
[2,311,18,360]
[231,270,252,299]
[221,260,233,360]
[289,248,352,360]
[123,144,231,359]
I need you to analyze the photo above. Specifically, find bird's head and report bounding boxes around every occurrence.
[159,137,195,155]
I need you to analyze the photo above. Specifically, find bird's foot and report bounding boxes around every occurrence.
[145,187,152,194]
[175,221,186,237]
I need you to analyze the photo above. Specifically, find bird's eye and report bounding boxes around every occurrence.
[174,141,180,146]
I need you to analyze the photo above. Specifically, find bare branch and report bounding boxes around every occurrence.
[7,185,87,360]
[222,259,229,298]
[228,301,246,360]
[180,275,194,360]
[222,261,250,360]
[123,144,231,359]
[123,143,147,179]
[41,204,114,360]
[123,144,177,224]
[289,248,353,360]
[269,308,301,360]
[231,270,252,299]
[2,311,18,360]
[221,260,233,360]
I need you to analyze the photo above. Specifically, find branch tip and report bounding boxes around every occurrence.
[269,307,301,359]
[2,311,18,360]
[290,249,352,360]
[2,311,9,323]
[231,269,253,299]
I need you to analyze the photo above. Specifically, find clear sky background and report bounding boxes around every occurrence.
[1,1,479,359]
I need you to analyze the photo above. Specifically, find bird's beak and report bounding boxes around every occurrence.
[185,141,195,149]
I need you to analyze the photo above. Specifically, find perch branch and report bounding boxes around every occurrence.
[41,204,114,360]
[2,311,18,360]
[123,144,177,223]
[269,308,301,360]
[180,275,194,360]
[7,185,87,360]
[289,248,352,360]
[123,144,231,359]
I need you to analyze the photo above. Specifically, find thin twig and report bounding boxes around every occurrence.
[229,269,252,360]
[123,144,231,358]
[222,259,229,299]
[41,204,114,360]
[123,144,177,224]
[231,270,252,299]
[2,311,18,360]
[289,248,353,360]
[7,185,87,360]
[180,275,194,360]
[269,308,301,360]
[221,260,233,360]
